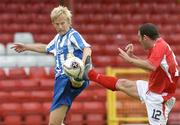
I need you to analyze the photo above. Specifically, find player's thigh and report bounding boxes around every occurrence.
[49,105,69,125]
[115,79,139,99]
[145,94,175,125]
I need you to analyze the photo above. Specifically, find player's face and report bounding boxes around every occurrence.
[52,15,70,35]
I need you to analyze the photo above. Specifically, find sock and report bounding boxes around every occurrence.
[88,69,118,91]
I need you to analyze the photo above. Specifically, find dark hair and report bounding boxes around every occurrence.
[139,23,159,40]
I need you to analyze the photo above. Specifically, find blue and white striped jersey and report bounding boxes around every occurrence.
[46,28,91,78]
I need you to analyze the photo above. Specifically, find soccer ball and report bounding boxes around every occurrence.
[62,57,84,79]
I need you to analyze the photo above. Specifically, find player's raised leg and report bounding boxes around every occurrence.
[86,68,139,99]
[49,105,68,125]
[81,56,139,98]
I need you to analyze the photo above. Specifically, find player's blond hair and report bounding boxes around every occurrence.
[50,5,72,24]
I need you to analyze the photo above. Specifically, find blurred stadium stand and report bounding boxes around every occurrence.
[0,0,180,125]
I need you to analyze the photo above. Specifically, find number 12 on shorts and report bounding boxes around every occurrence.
[151,109,162,120]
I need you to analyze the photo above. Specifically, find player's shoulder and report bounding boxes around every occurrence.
[155,37,168,48]
[69,28,83,38]
[52,34,60,41]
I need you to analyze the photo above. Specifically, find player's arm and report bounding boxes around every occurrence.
[11,43,47,53]
[118,48,156,71]
[82,47,92,64]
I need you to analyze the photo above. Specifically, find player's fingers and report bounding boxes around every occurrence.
[11,43,24,48]
[10,44,18,49]
[118,48,126,56]
[125,44,131,50]
[15,48,23,53]
[118,47,125,53]
[10,43,22,49]
[118,48,123,53]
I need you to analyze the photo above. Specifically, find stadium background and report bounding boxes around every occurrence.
[0,0,180,125]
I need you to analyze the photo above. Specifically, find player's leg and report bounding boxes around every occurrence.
[145,93,176,125]
[135,80,176,124]
[49,74,89,125]
[49,105,68,125]
[87,68,139,99]
[82,56,138,98]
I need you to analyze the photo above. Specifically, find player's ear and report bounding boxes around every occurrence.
[144,35,150,40]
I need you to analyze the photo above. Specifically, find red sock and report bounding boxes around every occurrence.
[88,69,118,91]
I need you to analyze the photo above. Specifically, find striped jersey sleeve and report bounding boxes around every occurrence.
[46,34,58,55]
[70,31,91,50]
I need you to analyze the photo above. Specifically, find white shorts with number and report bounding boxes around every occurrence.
[136,80,176,125]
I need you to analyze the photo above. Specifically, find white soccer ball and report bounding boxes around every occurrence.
[62,57,84,78]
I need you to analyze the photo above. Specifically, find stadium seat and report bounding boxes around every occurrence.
[0,103,22,114]
[0,68,7,80]
[4,23,21,33]
[93,56,116,67]
[0,56,17,67]
[4,115,22,125]
[83,102,105,114]
[168,112,180,125]
[0,34,13,45]
[16,55,37,67]
[88,81,105,90]
[48,67,55,79]
[42,102,51,113]
[33,34,54,44]
[25,115,43,125]
[36,55,55,67]
[66,113,84,125]
[76,89,106,101]
[0,80,19,91]
[0,43,5,55]
[30,91,52,102]
[15,14,33,24]
[34,14,51,24]
[86,114,105,125]
[39,79,54,90]
[91,89,106,101]
[14,32,34,44]
[70,102,84,113]
[0,92,9,102]
[10,91,30,102]
[22,102,42,114]
[75,90,92,101]
[0,13,13,24]
[172,101,180,112]
[175,89,180,100]
[118,101,147,116]
[19,79,40,90]
[8,67,27,79]
[29,66,47,79]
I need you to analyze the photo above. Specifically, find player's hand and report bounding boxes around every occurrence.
[125,44,134,57]
[11,43,28,53]
[118,47,132,62]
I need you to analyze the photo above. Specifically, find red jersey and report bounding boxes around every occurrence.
[147,38,179,94]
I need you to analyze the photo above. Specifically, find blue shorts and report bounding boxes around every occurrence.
[50,74,89,112]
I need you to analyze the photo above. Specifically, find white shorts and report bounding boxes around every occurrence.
[136,80,176,125]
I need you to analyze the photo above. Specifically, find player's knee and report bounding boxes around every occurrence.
[49,120,64,125]
[49,122,64,125]
[115,79,133,91]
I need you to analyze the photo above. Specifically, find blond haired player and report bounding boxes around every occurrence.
[12,5,92,125]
